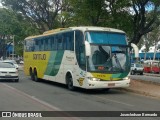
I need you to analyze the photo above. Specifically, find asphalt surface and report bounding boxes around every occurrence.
[0,70,160,120]
[130,73,160,84]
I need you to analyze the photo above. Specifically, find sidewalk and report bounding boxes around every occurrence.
[123,79,160,99]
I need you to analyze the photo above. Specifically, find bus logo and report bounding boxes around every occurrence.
[33,54,46,60]
[77,78,84,86]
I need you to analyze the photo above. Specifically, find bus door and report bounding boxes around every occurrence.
[74,30,86,85]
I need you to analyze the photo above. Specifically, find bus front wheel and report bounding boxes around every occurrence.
[66,75,74,91]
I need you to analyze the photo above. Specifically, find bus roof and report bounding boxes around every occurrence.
[24,26,125,40]
[70,26,125,33]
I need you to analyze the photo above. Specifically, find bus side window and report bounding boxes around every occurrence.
[70,32,74,51]
[35,39,39,51]
[64,32,73,50]
[25,40,34,52]
[67,31,74,51]
[48,38,51,50]
[44,38,49,51]
[63,33,67,50]
[38,39,41,51]
[66,37,70,50]
[57,34,63,50]
[50,36,55,50]
[31,40,35,51]
[40,39,44,51]
[75,30,85,70]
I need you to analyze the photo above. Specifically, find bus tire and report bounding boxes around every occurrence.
[101,88,110,92]
[33,70,39,82]
[66,74,74,91]
[29,68,34,81]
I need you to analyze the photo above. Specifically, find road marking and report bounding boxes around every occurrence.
[2,83,82,120]
[95,95,134,107]
[2,83,61,111]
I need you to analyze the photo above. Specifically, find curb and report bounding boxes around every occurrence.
[144,73,160,77]
[119,79,160,99]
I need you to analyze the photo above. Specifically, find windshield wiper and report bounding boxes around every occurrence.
[113,54,123,72]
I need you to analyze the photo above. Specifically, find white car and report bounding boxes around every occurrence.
[3,60,19,70]
[131,63,144,75]
[0,62,19,82]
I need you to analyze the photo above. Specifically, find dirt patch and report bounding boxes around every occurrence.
[122,79,160,99]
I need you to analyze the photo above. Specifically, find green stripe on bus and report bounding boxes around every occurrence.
[112,72,129,78]
[45,51,64,76]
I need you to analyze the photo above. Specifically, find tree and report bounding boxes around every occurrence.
[66,0,160,45]
[1,0,160,45]
[0,8,38,56]
[148,26,160,60]
[66,0,106,26]
[1,0,63,32]
[130,0,160,44]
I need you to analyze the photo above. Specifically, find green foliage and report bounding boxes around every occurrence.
[1,0,63,31]
[0,8,39,56]
[0,0,160,55]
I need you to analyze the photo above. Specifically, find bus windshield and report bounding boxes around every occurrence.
[87,45,129,72]
[85,31,126,45]
[85,31,129,73]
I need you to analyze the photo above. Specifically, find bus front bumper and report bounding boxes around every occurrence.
[84,78,130,89]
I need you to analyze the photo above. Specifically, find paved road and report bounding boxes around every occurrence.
[130,74,160,84]
[0,71,160,120]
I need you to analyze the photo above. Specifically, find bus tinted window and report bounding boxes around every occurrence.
[48,38,52,50]
[64,31,74,51]
[75,30,86,70]
[25,39,34,52]
[44,38,49,51]
[50,36,56,50]
[57,34,63,50]
[35,39,39,51]
[86,31,126,45]
[41,39,45,51]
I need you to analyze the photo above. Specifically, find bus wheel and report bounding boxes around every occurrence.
[67,75,74,91]
[33,70,39,82]
[29,69,34,80]
[101,88,110,92]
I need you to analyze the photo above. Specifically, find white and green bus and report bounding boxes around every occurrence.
[24,26,135,90]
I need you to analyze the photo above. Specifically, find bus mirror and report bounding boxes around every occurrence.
[131,43,139,58]
[85,41,91,56]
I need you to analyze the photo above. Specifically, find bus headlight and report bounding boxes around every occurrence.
[123,76,130,80]
[88,77,100,81]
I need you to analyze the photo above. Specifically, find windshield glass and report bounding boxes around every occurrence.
[87,45,130,73]
[85,31,126,45]
[0,62,15,68]
[135,64,143,68]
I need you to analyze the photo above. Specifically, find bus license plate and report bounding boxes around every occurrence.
[108,83,115,87]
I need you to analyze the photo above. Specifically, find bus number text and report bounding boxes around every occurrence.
[33,54,46,60]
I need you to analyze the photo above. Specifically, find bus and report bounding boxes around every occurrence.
[24,26,135,90]
[144,60,160,73]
